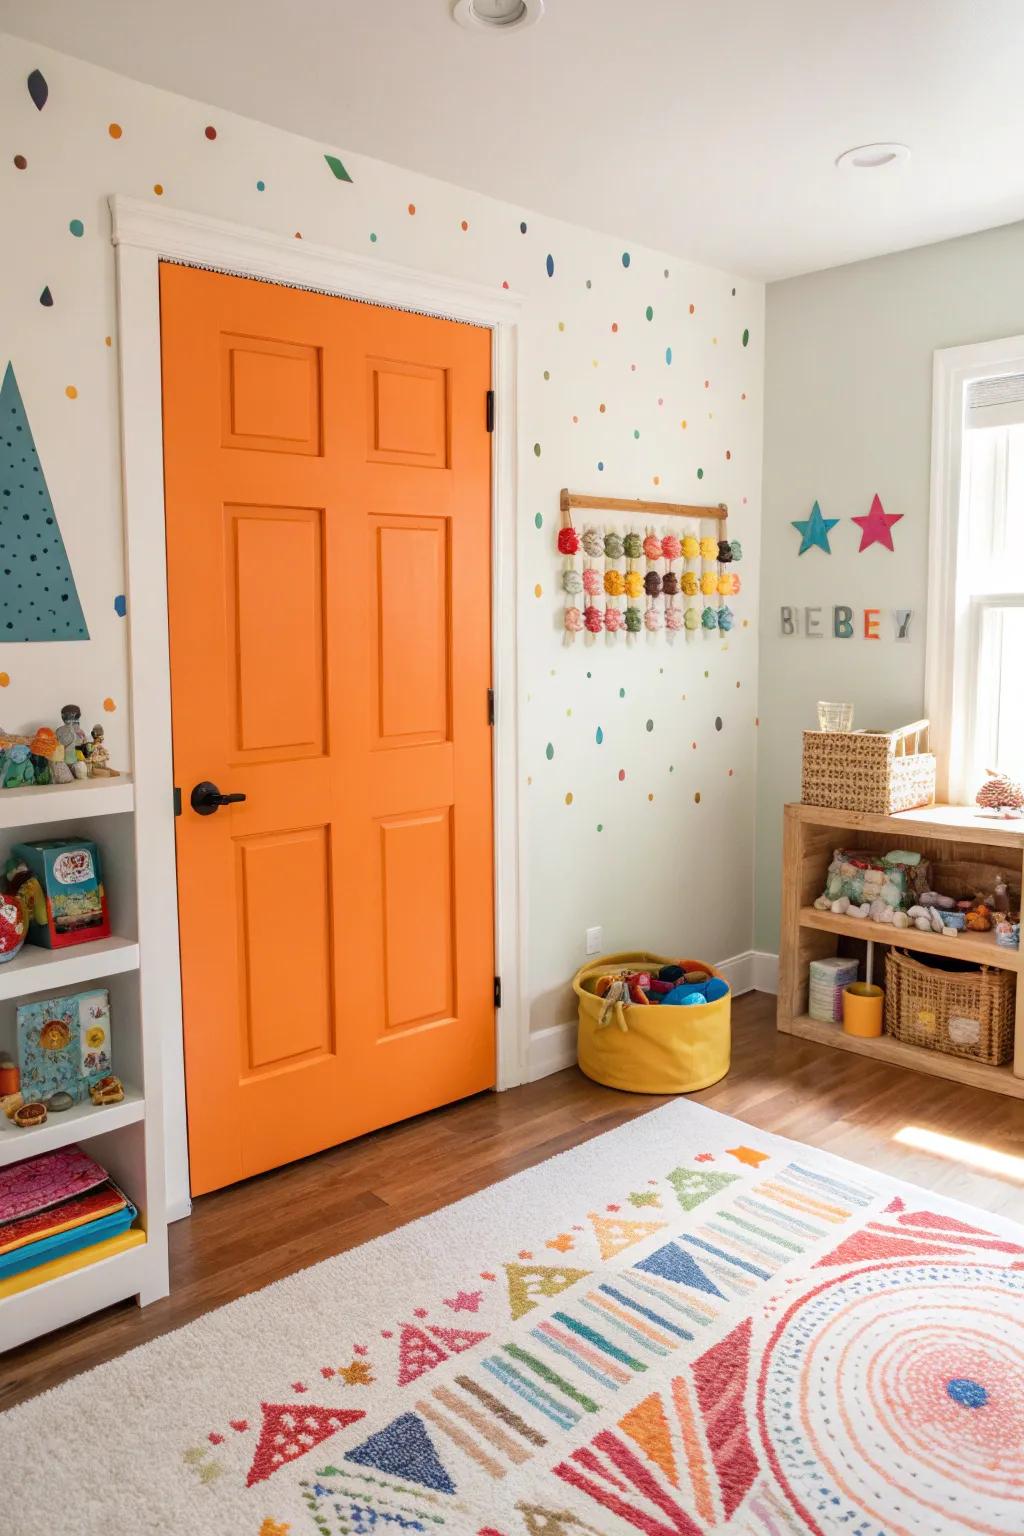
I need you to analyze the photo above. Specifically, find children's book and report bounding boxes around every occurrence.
[16,989,112,1105]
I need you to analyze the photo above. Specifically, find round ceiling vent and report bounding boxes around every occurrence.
[452,0,545,31]
[835,143,910,171]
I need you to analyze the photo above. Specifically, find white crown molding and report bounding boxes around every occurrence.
[109,194,526,326]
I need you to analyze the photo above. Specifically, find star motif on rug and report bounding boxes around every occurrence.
[518,1250,533,1259]
[791,500,839,555]
[852,492,902,552]
[337,1359,375,1386]
[444,1288,484,1312]
[546,1233,576,1252]
[259,1521,291,1536]
[695,1153,715,1162]
[628,1191,662,1208]
[726,1145,769,1167]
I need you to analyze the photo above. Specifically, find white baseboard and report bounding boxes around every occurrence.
[526,949,777,1084]
[752,951,779,994]
[167,1195,193,1224]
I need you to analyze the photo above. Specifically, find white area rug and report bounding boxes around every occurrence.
[5,1099,1024,1534]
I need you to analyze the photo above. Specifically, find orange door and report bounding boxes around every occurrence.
[160,264,495,1196]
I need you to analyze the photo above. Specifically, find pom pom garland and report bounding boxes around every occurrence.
[642,533,663,560]
[699,536,719,561]
[700,571,718,596]
[682,535,700,561]
[729,539,743,561]
[557,526,580,555]
[681,571,699,597]
[563,569,583,595]
[730,572,741,594]
[717,573,732,596]
[625,606,642,633]
[604,606,624,632]
[581,527,604,558]
[622,532,643,560]
[582,566,601,595]
[604,569,626,597]
[604,532,624,559]
[644,570,662,596]
[665,606,684,630]
[624,570,644,598]
[583,605,603,633]
[660,533,681,561]
[643,607,663,631]
[684,607,699,631]
[661,571,679,596]
[701,605,718,629]
[718,605,734,631]
[717,539,733,563]
[563,606,583,632]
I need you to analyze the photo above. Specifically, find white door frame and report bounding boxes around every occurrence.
[110,194,527,1221]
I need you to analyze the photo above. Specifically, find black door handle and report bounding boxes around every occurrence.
[190,780,247,816]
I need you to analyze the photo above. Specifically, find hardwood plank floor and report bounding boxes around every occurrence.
[3,991,1022,1410]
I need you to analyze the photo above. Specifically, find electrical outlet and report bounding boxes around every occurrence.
[586,925,603,955]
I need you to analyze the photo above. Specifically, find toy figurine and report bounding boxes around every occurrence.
[61,704,91,761]
[0,743,35,789]
[29,727,59,785]
[87,723,119,777]
[55,718,88,780]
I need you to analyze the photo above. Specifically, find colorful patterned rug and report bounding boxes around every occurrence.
[5,1101,1024,1534]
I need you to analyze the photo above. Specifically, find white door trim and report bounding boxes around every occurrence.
[927,332,1024,802]
[109,194,527,1221]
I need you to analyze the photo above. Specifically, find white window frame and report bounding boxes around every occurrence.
[927,333,1024,803]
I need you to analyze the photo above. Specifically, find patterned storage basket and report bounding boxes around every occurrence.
[802,720,935,815]
[883,947,1015,1066]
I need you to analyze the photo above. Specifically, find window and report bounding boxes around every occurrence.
[928,339,1024,803]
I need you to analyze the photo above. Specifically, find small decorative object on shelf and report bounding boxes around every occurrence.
[9,838,110,948]
[89,1074,124,1106]
[1,1092,23,1121]
[0,1053,19,1095]
[817,700,854,732]
[802,718,935,815]
[994,920,1021,949]
[0,881,30,964]
[808,956,859,1023]
[16,988,112,1105]
[0,704,122,789]
[13,1101,47,1129]
[976,767,1024,819]
[87,723,119,777]
[0,742,34,788]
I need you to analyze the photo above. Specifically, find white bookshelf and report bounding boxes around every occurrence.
[0,780,168,1353]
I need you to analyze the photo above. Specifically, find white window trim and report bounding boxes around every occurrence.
[927,332,1024,802]
[109,194,528,1222]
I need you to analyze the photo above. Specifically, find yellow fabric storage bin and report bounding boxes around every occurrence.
[573,951,731,1093]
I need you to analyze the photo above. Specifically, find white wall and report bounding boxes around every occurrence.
[756,220,1024,951]
[1,38,764,1086]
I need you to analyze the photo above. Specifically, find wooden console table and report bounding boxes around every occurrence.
[778,802,1024,1097]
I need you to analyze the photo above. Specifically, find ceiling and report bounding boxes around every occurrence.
[4,0,1024,281]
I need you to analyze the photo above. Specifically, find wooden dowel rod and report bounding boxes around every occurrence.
[560,489,728,520]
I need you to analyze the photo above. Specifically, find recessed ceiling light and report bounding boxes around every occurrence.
[452,0,545,31]
[835,142,910,171]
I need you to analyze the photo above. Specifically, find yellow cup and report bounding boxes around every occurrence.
[842,982,884,1038]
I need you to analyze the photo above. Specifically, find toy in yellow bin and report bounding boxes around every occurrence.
[574,950,731,1093]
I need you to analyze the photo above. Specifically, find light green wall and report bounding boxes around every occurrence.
[756,221,1024,952]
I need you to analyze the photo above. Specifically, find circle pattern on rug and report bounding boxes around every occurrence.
[759,1261,1024,1533]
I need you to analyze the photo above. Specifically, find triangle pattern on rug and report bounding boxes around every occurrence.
[344,1411,455,1494]
[813,1227,961,1269]
[618,1391,678,1487]
[635,1241,725,1299]
[245,1402,365,1487]
[427,1324,489,1354]
[506,1262,591,1321]
[666,1167,740,1212]
[397,1325,450,1386]
[589,1212,667,1261]
[691,1319,758,1519]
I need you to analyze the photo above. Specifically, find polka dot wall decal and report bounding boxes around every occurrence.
[407,203,416,215]
[108,122,123,139]
[103,697,117,712]
[545,254,555,277]
[599,403,606,413]
[732,287,736,296]
[27,68,48,111]
[104,336,112,347]
[597,461,604,471]
[694,791,701,804]
[534,512,543,529]
[648,792,654,802]
[153,183,164,196]
[665,347,672,364]
[0,673,9,687]
[742,328,750,347]
[618,769,626,781]
[725,449,731,460]
[545,742,554,760]
[543,370,550,380]
[696,468,704,479]
[39,287,52,307]
[596,822,603,832]
[715,716,723,731]
[204,125,217,140]
[645,305,654,321]
[664,268,669,278]
[619,687,625,697]
[520,220,528,233]
[370,232,377,242]
[572,415,578,424]
[69,219,84,237]
[13,154,27,170]
[558,321,565,331]
[564,792,573,805]
[114,594,127,617]
[652,475,661,485]
[633,429,639,439]
[689,303,695,315]
[256,179,265,191]
[681,419,687,429]
[595,726,603,744]
[622,252,631,267]
[460,219,469,231]
[645,719,654,732]
[533,583,542,598]
[501,280,509,288]
[611,323,618,333]
[65,385,78,399]
[533,442,541,457]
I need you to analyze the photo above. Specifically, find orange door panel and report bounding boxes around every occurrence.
[160,264,495,1196]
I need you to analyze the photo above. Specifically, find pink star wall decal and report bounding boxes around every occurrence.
[853,494,902,552]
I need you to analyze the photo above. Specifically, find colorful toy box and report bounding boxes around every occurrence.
[10,838,110,948]
[16,988,112,1105]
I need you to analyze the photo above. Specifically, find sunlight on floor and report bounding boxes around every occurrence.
[894,1125,1024,1181]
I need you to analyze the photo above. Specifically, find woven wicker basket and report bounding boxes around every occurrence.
[884,947,1015,1066]
[802,719,935,815]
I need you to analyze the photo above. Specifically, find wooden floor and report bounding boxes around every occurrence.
[3,991,1023,1410]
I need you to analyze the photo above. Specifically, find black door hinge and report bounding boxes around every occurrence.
[494,975,502,1008]
[486,389,495,433]
[487,687,495,725]
[173,785,182,817]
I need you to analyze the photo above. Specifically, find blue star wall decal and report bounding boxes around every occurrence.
[791,500,839,555]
